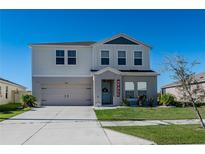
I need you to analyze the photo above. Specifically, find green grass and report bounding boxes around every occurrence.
[0,103,30,122]
[95,107,205,120]
[105,124,205,144]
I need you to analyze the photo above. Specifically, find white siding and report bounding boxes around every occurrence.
[32,46,92,76]
[92,44,150,71]
[32,44,151,77]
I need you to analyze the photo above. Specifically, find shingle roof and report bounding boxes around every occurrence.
[91,69,156,73]
[162,71,205,89]
[0,77,26,89]
[30,41,96,46]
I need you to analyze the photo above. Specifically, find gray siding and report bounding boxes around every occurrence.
[122,76,157,101]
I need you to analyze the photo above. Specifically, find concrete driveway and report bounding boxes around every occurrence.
[0,106,154,145]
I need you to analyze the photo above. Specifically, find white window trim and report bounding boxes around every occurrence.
[124,82,135,99]
[100,50,110,66]
[117,50,127,66]
[56,50,65,65]
[133,51,143,66]
[136,82,147,96]
[67,50,77,66]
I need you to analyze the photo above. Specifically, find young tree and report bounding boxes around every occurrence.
[164,55,205,128]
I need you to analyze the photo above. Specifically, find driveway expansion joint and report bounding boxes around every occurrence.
[21,108,64,145]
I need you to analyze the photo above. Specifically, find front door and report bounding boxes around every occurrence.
[102,80,113,105]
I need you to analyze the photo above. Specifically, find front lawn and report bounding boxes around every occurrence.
[105,124,205,144]
[95,107,205,120]
[0,103,30,122]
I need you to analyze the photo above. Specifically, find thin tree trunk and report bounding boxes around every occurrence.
[192,102,205,128]
[186,89,205,128]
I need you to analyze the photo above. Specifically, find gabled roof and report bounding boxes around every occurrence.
[29,33,151,48]
[162,71,205,89]
[96,33,151,48]
[94,67,121,75]
[0,77,26,89]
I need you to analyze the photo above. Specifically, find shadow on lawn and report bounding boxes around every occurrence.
[1,111,13,114]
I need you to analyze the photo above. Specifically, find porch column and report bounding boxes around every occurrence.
[93,75,102,106]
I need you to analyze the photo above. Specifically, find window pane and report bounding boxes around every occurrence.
[118,51,126,58]
[118,58,126,65]
[68,50,76,57]
[56,50,64,57]
[5,86,8,99]
[134,59,142,65]
[138,82,147,90]
[68,58,76,65]
[56,58,64,64]
[125,91,134,98]
[134,51,142,58]
[138,91,147,96]
[101,51,109,58]
[101,58,109,65]
[125,82,134,90]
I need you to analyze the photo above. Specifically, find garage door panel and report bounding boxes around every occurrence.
[41,84,92,106]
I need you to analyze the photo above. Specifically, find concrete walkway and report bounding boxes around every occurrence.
[0,106,154,145]
[100,119,205,127]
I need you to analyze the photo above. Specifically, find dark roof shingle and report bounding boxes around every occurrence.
[30,41,96,46]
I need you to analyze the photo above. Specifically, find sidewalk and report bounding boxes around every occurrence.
[100,119,205,127]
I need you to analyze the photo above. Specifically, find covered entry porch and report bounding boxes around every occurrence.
[93,67,122,106]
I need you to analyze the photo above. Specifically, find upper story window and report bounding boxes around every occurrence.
[101,50,109,65]
[5,86,8,99]
[56,50,65,65]
[118,51,126,65]
[134,51,142,65]
[67,50,77,65]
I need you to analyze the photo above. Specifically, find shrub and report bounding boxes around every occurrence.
[159,93,175,106]
[0,103,22,112]
[21,94,37,108]
[122,99,129,106]
[147,97,155,107]
[137,95,147,106]
[172,101,205,107]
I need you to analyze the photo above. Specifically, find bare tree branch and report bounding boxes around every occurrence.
[164,55,205,128]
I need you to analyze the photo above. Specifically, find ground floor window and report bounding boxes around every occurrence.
[137,82,147,96]
[125,82,134,98]
[0,86,2,97]
[5,86,8,99]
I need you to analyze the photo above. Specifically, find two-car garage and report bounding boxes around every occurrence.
[33,77,92,106]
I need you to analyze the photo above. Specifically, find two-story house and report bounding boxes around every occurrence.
[30,34,158,106]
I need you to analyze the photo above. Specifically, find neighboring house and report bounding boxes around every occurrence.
[0,77,26,105]
[161,71,205,102]
[30,33,158,106]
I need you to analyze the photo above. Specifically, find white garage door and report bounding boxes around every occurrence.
[41,84,92,106]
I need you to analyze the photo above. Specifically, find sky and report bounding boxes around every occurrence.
[0,9,205,91]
